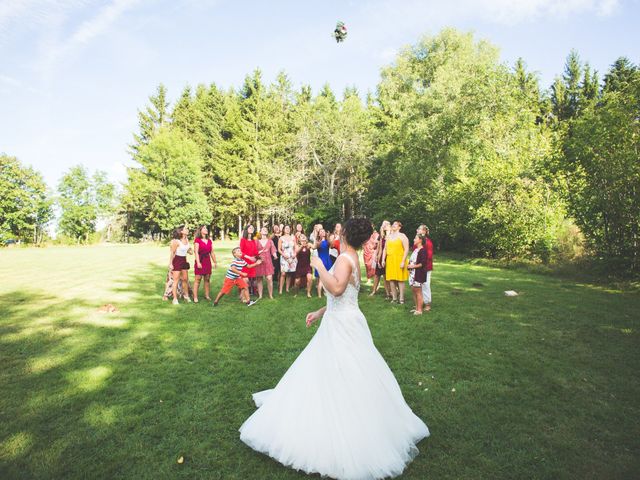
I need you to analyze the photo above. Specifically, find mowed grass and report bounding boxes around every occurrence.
[0,243,638,480]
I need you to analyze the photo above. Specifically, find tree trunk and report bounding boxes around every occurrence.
[238,215,242,238]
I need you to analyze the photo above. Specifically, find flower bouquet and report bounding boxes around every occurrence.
[333,21,347,43]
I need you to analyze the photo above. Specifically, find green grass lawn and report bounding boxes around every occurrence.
[1,243,638,479]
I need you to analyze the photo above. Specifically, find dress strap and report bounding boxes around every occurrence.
[338,253,360,285]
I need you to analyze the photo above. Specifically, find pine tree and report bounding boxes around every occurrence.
[603,57,639,93]
[130,83,170,155]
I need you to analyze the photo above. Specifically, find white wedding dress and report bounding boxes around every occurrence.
[239,253,429,480]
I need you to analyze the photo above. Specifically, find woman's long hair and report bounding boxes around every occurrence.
[195,225,209,239]
[173,225,186,239]
[242,224,254,240]
[379,220,390,239]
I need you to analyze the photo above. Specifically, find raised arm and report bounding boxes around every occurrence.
[311,255,352,297]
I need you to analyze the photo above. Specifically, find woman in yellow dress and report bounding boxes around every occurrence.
[382,221,410,304]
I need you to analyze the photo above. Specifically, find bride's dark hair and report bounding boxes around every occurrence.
[343,217,373,250]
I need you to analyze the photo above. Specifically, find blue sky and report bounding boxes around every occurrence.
[1,0,639,190]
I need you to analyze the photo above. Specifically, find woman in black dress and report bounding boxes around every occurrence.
[271,225,281,284]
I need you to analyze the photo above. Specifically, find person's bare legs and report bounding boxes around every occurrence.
[398,281,405,304]
[279,272,285,294]
[415,287,424,313]
[171,270,181,303]
[204,274,211,300]
[306,273,313,297]
[370,274,380,296]
[241,288,250,303]
[193,275,201,302]
[389,280,398,301]
[316,278,323,298]
[257,276,264,299]
[213,290,225,305]
[181,271,190,301]
[384,279,391,298]
[266,274,273,299]
[286,274,292,293]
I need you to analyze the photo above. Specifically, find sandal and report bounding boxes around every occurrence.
[193,298,199,303]
[413,311,423,315]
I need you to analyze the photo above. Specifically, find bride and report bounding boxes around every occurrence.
[239,217,429,480]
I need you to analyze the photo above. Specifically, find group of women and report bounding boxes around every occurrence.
[163,220,433,314]
[363,220,433,314]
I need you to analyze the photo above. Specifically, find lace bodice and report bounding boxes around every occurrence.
[325,253,360,311]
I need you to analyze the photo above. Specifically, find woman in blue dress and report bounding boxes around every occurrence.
[312,228,333,298]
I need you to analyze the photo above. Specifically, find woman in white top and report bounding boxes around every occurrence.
[278,225,297,294]
[168,225,192,304]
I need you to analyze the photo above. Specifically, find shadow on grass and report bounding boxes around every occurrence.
[1,260,639,479]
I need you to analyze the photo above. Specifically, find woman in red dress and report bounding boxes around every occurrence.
[255,226,278,299]
[193,225,217,303]
[240,224,259,296]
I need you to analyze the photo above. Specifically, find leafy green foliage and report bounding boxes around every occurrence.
[122,128,211,235]
[0,154,52,243]
[562,71,640,270]
[57,166,95,241]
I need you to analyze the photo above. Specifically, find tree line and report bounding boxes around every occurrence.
[1,29,638,272]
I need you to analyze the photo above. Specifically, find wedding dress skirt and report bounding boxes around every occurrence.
[239,254,429,480]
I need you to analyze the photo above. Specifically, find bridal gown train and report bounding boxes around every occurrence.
[239,253,429,480]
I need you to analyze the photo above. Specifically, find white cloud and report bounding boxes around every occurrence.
[38,0,141,77]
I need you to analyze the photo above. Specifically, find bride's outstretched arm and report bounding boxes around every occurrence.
[306,306,326,327]
[311,255,351,297]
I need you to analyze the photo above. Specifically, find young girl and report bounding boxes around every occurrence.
[255,226,278,299]
[407,234,428,315]
[168,225,192,305]
[193,225,217,303]
[294,235,313,297]
[278,225,297,294]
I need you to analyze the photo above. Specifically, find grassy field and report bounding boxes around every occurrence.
[0,242,638,479]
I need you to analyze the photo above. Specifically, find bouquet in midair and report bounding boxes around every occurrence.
[333,21,347,43]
